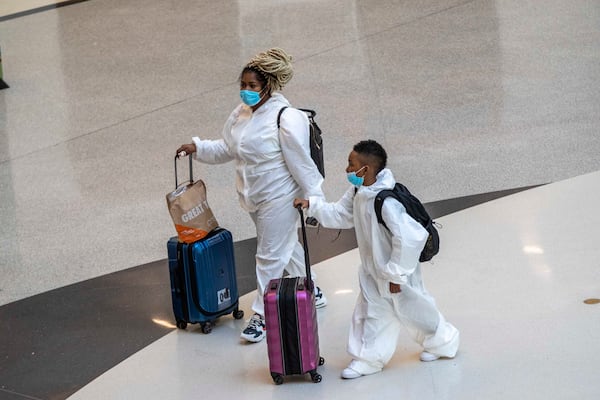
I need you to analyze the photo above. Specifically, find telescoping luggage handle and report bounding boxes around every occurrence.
[296,205,314,291]
[174,153,193,189]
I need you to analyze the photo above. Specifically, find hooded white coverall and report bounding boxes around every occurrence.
[308,168,459,374]
[191,92,324,316]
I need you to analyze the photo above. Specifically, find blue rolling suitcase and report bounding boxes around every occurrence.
[167,228,244,333]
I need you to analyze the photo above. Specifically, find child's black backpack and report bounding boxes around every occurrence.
[374,183,439,262]
[277,107,325,177]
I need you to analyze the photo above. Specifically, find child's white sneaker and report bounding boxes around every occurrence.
[341,360,381,379]
[420,351,441,362]
[341,367,362,379]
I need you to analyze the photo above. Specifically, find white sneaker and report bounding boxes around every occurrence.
[420,351,441,362]
[341,367,363,379]
[240,313,266,343]
[341,360,381,379]
[314,286,327,308]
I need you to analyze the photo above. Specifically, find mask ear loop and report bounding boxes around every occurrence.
[353,165,367,179]
[254,85,270,105]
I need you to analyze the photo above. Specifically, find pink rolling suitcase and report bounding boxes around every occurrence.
[264,206,325,384]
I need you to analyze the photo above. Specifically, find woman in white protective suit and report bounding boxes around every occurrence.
[294,140,459,379]
[176,48,327,343]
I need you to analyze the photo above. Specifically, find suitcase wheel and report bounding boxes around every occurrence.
[271,373,284,385]
[176,320,187,330]
[310,370,322,383]
[319,357,325,366]
[200,322,213,334]
[233,309,245,320]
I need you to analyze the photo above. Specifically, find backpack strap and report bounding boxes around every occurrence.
[277,106,289,128]
[278,107,318,127]
[374,188,397,231]
[299,108,316,120]
[374,182,427,230]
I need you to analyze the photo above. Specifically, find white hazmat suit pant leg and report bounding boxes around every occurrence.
[396,266,460,358]
[249,194,311,317]
[347,267,459,373]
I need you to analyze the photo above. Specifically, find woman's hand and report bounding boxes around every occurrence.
[176,143,197,157]
[293,198,309,209]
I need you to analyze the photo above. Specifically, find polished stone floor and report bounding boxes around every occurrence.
[1,0,600,399]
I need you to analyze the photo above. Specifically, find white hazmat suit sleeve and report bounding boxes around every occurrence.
[377,199,428,285]
[307,186,355,229]
[278,108,324,199]
[191,109,237,164]
[192,137,234,164]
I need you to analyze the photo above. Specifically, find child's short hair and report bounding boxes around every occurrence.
[353,140,387,172]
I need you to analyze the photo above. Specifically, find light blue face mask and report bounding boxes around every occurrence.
[240,89,262,106]
[347,166,366,187]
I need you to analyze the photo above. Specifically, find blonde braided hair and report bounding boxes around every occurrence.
[244,48,294,92]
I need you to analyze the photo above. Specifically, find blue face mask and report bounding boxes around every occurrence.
[240,89,263,106]
[347,166,366,187]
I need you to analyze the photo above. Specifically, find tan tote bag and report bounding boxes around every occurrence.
[166,155,219,243]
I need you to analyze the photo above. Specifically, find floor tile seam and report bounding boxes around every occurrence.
[0,0,89,22]
[360,0,478,135]
[292,0,478,65]
[0,387,43,400]
[358,0,478,42]
[0,82,238,166]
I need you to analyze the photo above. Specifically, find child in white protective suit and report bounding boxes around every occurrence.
[294,139,459,379]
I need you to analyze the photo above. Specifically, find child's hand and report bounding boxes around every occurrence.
[293,198,309,209]
[389,282,402,293]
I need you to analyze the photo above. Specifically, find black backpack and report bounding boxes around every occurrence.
[277,107,325,177]
[374,182,439,262]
